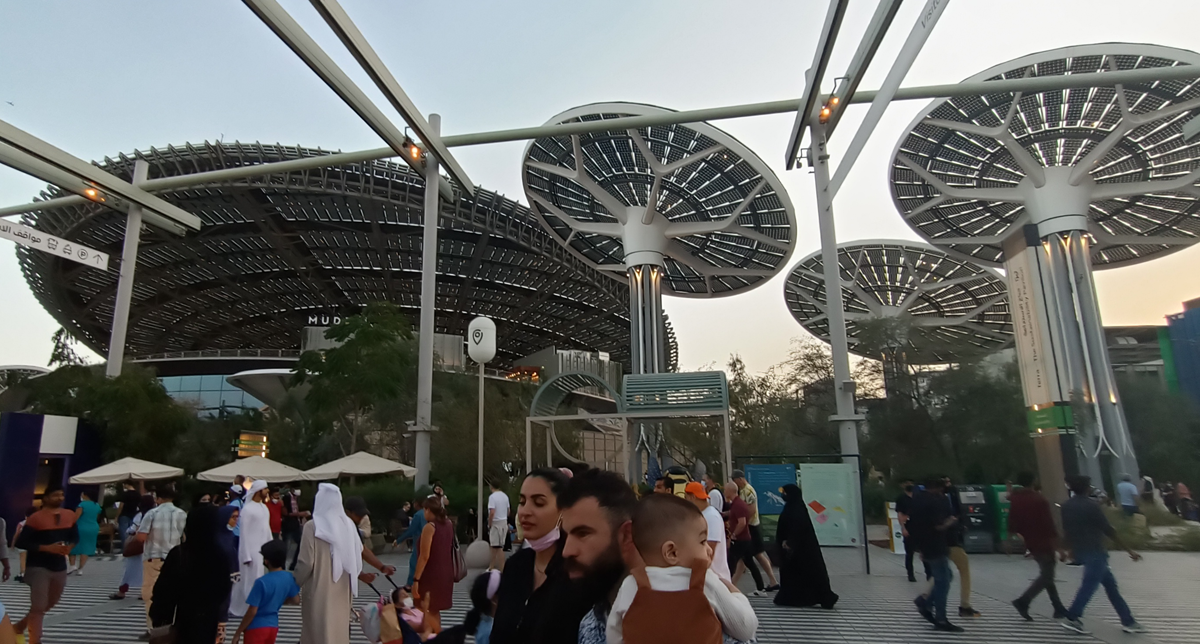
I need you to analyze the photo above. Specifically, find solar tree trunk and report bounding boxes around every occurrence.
[414,114,441,490]
[627,263,666,483]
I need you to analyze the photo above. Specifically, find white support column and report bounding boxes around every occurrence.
[414,113,441,490]
[809,123,865,571]
[105,159,149,378]
[476,361,485,540]
[525,419,533,474]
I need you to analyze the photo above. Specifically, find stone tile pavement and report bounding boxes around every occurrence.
[1,545,1196,643]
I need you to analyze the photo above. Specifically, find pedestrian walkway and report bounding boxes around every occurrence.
[1,546,1197,643]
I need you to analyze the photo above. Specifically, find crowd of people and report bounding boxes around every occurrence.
[2,463,1188,643]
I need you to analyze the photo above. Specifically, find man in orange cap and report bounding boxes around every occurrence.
[685,482,731,582]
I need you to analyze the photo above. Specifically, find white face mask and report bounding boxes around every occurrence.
[293,489,301,497]
[401,597,414,609]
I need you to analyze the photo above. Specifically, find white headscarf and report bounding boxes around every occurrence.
[313,483,364,595]
[247,479,268,497]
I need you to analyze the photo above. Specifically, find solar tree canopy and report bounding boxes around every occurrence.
[16,141,678,368]
[890,43,1200,269]
[522,102,797,297]
[784,240,1013,364]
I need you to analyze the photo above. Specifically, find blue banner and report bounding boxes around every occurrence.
[743,464,796,516]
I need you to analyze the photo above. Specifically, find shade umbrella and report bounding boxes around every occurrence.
[69,457,184,485]
[302,451,417,481]
[196,455,307,483]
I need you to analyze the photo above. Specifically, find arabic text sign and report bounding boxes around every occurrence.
[0,221,109,271]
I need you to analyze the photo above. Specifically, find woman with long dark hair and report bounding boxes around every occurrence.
[490,468,588,644]
[148,505,235,643]
[773,484,838,609]
[413,496,455,633]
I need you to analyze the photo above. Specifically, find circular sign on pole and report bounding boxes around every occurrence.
[467,317,496,364]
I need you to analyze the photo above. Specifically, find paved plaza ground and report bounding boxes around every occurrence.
[1,545,1196,643]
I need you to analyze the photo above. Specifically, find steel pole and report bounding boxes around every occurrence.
[809,122,865,571]
[414,113,441,490]
[105,159,149,378]
[477,361,485,540]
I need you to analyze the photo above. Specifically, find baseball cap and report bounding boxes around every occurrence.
[731,470,746,479]
[684,482,708,498]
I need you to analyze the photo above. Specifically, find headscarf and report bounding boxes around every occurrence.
[312,483,364,595]
[237,481,273,567]
[247,479,268,498]
[216,505,240,574]
[776,483,818,550]
[179,505,232,597]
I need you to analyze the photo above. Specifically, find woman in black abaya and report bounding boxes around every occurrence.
[774,484,838,609]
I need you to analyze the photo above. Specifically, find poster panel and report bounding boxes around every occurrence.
[743,464,795,516]
[798,463,861,546]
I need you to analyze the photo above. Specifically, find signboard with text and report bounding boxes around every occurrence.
[743,464,796,516]
[0,220,109,271]
[799,463,862,546]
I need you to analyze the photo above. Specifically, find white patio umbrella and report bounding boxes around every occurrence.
[196,455,307,483]
[302,451,417,481]
[69,457,184,485]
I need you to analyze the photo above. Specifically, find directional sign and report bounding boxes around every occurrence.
[0,220,109,270]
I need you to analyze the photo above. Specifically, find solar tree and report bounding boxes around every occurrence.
[523,102,797,475]
[889,43,1200,487]
[785,240,1013,396]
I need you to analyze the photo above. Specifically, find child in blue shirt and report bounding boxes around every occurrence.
[232,541,299,644]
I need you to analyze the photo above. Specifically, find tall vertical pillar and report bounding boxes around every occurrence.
[414,114,441,490]
[628,263,665,482]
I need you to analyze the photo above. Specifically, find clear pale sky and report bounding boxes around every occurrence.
[1,0,1198,373]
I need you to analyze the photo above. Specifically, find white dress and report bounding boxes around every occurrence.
[229,499,272,617]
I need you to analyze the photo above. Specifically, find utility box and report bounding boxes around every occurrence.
[956,484,994,554]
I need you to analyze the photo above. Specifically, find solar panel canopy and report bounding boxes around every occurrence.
[784,240,1013,364]
[890,43,1200,268]
[522,102,797,297]
[16,142,676,368]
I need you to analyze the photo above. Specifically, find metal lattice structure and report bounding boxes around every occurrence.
[16,141,678,367]
[523,102,796,297]
[890,43,1200,268]
[785,240,1012,364]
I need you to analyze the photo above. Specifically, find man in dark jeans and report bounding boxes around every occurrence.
[894,479,918,582]
[1060,475,1145,635]
[724,481,766,596]
[908,478,963,633]
[1008,473,1068,620]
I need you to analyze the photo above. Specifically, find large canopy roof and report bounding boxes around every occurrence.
[784,240,1013,364]
[522,102,796,297]
[890,43,1200,268]
[16,142,674,367]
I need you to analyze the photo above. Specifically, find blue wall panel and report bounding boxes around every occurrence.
[0,413,43,543]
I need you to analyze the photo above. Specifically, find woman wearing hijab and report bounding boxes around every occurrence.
[490,468,588,644]
[215,506,240,642]
[148,505,235,644]
[230,479,273,619]
[773,484,837,609]
[295,483,363,644]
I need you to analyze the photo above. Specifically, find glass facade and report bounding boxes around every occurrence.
[160,375,265,417]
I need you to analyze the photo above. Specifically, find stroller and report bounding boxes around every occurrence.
[356,575,465,644]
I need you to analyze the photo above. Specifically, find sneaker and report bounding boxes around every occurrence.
[764,584,781,592]
[934,621,965,633]
[1122,622,1147,634]
[750,590,766,597]
[959,606,981,618]
[1012,600,1032,621]
[108,592,126,600]
[13,575,23,583]
[914,596,935,624]
[1060,617,1090,634]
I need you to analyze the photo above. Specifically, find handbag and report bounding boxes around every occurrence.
[123,537,144,558]
[147,624,177,644]
[450,533,468,583]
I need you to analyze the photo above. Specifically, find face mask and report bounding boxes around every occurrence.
[401,597,414,609]
[526,526,561,552]
[272,499,280,504]
[293,490,301,497]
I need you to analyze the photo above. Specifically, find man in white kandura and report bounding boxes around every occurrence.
[230,479,273,618]
[295,483,365,644]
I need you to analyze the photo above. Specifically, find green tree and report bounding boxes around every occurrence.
[292,302,418,455]
[23,363,193,462]
[1118,374,1200,487]
[49,328,86,367]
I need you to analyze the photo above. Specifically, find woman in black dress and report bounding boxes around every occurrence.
[490,468,588,644]
[148,505,235,643]
[774,484,838,609]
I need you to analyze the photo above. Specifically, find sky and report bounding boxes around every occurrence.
[1,0,1199,374]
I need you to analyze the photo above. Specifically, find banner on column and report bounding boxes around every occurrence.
[798,463,861,546]
[1003,233,1060,407]
[0,221,109,271]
